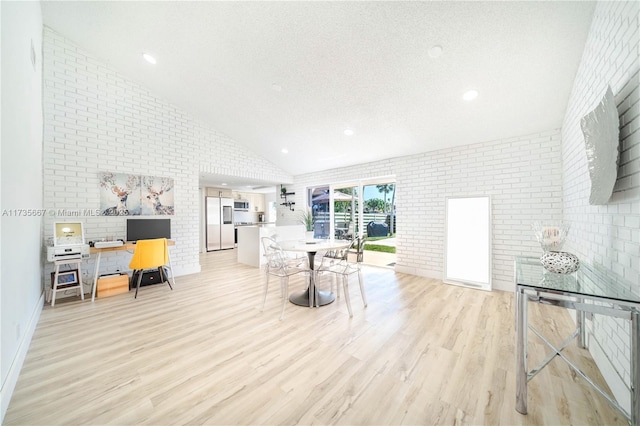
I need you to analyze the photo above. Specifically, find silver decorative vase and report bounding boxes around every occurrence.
[540,251,580,274]
[533,222,580,274]
[533,222,570,252]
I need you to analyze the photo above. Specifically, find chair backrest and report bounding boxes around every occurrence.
[327,239,357,262]
[261,237,286,269]
[358,236,367,262]
[348,236,366,263]
[347,222,355,234]
[129,238,168,270]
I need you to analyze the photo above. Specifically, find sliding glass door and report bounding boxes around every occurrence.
[305,177,396,268]
[308,186,330,238]
[333,185,359,239]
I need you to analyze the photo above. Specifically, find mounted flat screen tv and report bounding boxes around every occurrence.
[126,218,171,242]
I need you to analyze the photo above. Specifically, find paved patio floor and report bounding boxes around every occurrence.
[363,250,396,268]
[362,237,396,268]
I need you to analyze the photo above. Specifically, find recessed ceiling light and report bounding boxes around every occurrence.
[428,45,443,58]
[221,183,228,186]
[281,148,289,154]
[463,90,479,101]
[272,83,282,92]
[142,53,156,65]
[344,129,354,136]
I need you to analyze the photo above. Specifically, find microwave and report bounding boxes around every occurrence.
[234,200,249,211]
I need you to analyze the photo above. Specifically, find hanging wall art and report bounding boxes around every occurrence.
[99,172,174,216]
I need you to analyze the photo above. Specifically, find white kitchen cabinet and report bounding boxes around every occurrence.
[207,187,233,197]
[231,192,265,212]
[253,194,265,212]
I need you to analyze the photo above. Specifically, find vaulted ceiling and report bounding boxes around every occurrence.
[41,1,595,184]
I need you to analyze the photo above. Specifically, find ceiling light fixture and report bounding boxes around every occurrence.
[463,90,479,101]
[428,45,443,58]
[344,129,354,136]
[281,148,289,154]
[142,53,157,65]
[271,83,282,92]
[221,183,228,186]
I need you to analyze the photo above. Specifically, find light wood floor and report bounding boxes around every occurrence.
[4,249,626,425]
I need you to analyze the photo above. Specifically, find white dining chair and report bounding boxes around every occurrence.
[270,233,308,266]
[261,237,307,320]
[317,236,367,317]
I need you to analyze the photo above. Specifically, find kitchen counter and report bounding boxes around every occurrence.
[236,224,304,267]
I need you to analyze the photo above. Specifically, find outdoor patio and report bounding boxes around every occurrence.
[362,237,396,268]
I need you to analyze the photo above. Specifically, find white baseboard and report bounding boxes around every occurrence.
[589,333,630,415]
[1,292,44,423]
[394,264,514,293]
[394,264,441,280]
[173,264,201,277]
[491,278,513,292]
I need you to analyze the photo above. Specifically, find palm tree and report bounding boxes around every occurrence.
[365,198,385,212]
[376,184,394,213]
[376,184,395,234]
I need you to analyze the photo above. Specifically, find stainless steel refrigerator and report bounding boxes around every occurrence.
[206,197,234,251]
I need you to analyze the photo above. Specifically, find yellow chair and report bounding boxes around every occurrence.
[129,238,174,298]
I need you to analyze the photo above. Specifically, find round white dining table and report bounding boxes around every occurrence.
[278,238,351,307]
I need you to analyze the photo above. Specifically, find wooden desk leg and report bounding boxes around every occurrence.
[91,251,101,302]
[78,260,84,301]
[632,310,639,426]
[516,287,528,415]
[167,247,177,287]
[51,264,60,307]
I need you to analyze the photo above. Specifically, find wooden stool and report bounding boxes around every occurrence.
[49,258,84,307]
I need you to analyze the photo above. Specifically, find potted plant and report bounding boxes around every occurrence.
[299,208,315,240]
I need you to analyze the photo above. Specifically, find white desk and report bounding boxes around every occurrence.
[90,240,176,301]
[279,239,350,307]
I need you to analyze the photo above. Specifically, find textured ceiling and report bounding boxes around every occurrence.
[41,1,595,186]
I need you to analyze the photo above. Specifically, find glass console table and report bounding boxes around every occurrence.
[515,256,640,425]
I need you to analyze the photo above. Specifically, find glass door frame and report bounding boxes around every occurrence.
[305,175,396,240]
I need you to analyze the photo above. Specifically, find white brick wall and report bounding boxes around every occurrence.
[561,1,639,410]
[42,27,291,293]
[294,129,564,292]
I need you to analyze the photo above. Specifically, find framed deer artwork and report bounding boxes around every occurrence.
[99,172,175,216]
[99,172,141,215]
[141,176,175,215]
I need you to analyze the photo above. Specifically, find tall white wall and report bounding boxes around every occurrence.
[561,0,639,410]
[42,27,291,286]
[294,129,564,292]
[1,2,44,421]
